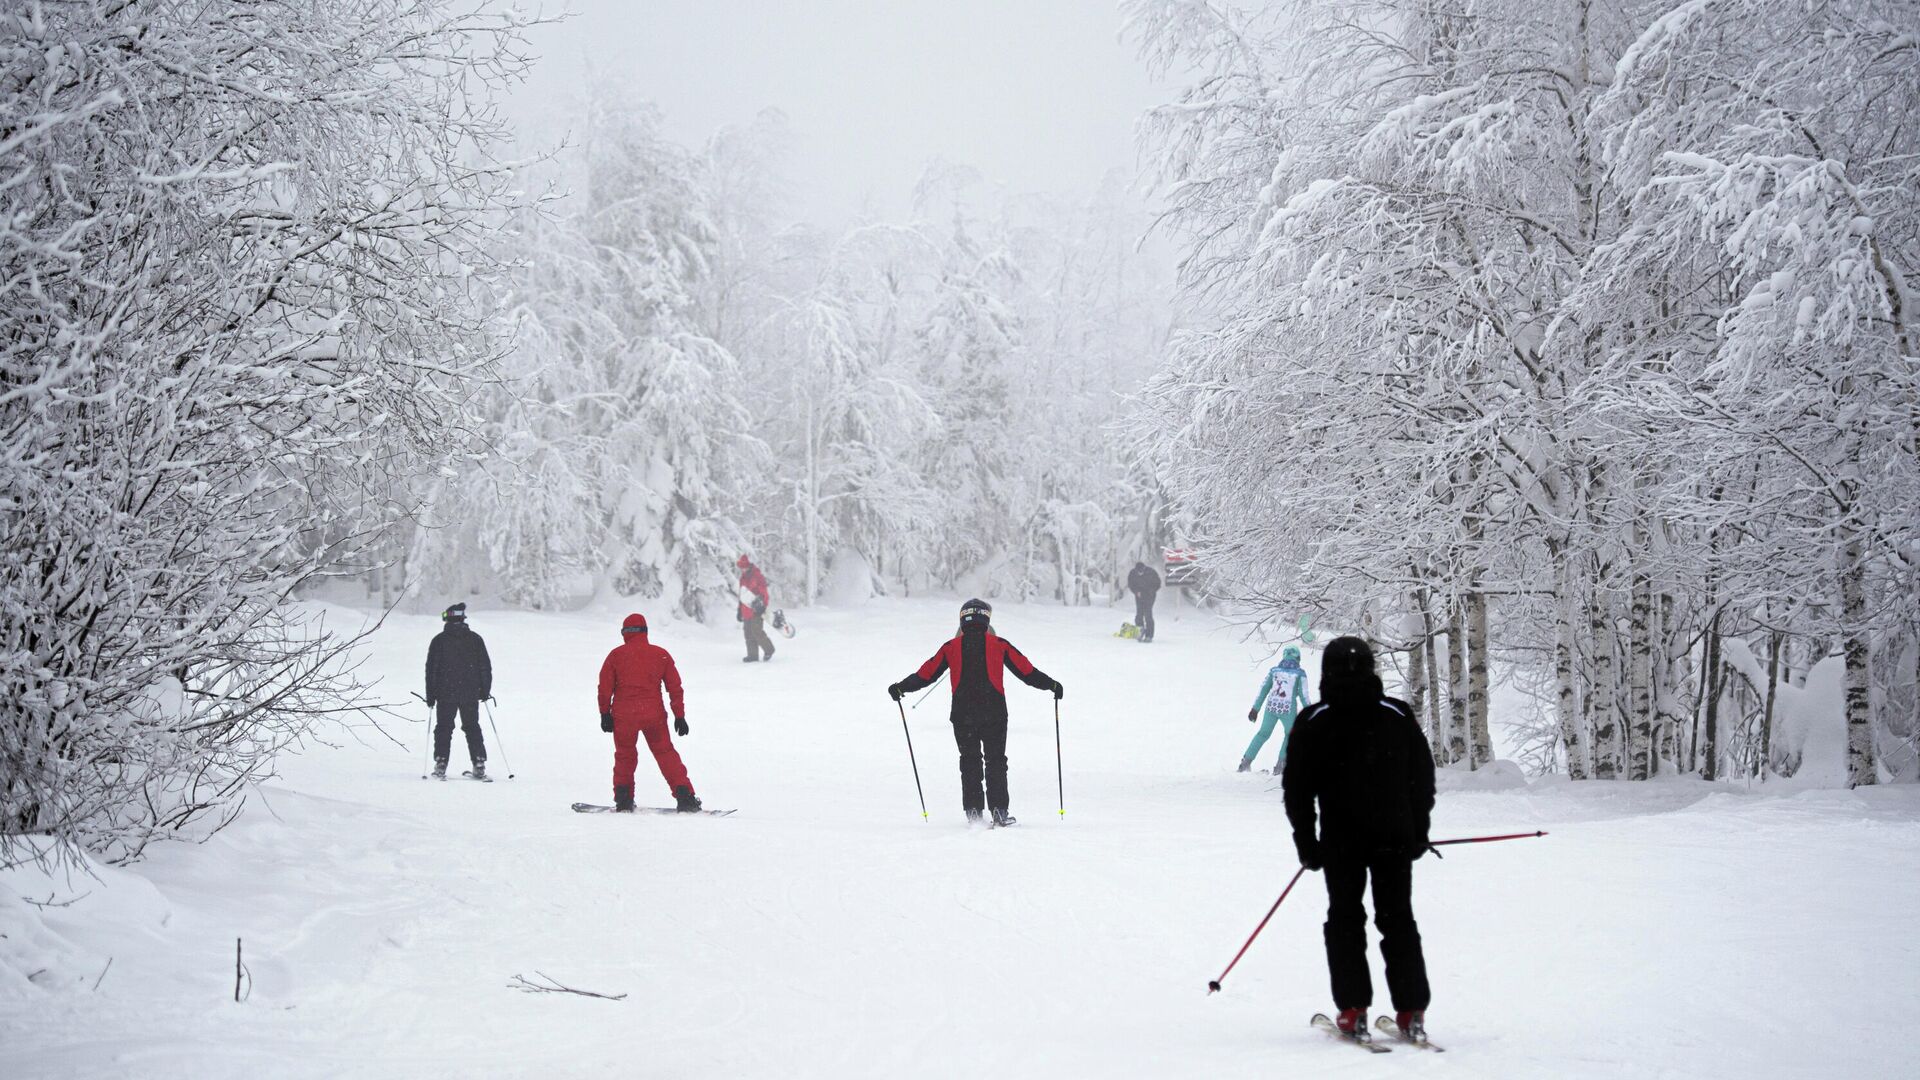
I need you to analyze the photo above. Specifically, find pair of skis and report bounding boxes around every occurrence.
[571,802,736,817]
[1310,1013,1444,1053]
[423,770,491,783]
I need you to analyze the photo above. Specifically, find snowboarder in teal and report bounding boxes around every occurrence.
[1241,646,1309,773]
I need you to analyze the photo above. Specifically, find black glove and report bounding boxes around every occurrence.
[425,698,436,709]
[1051,679,1064,700]
[1247,707,1257,722]
[751,599,767,617]
[1294,835,1324,872]
[481,694,492,703]
[736,610,744,622]
[600,711,613,733]
[674,716,690,737]
[1408,841,1439,862]
[888,682,905,702]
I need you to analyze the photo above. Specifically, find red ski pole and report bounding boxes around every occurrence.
[1207,866,1307,994]
[1431,830,1548,847]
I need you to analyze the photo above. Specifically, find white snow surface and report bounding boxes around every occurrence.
[4,598,1916,1079]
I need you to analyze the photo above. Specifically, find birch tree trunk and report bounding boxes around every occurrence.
[1589,573,1621,779]
[1556,556,1588,778]
[1840,529,1878,788]
[1466,588,1492,768]
[1447,601,1469,766]
[1628,533,1654,780]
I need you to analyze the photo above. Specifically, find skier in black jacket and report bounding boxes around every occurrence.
[1127,560,1161,642]
[887,599,1062,826]
[425,602,493,780]
[1282,635,1437,1043]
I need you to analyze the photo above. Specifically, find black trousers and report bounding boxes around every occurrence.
[951,709,1010,814]
[1133,592,1156,641]
[434,699,487,765]
[743,616,776,660]
[1323,856,1430,1012]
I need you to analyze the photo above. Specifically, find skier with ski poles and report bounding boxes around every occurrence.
[597,613,701,813]
[1282,635,1436,1047]
[886,599,1062,827]
[1127,560,1161,643]
[424,602,492,781]
[1241,646,1310,774]
[736,554,776,663]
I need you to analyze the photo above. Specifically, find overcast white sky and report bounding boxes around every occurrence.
[503,1,1174,224]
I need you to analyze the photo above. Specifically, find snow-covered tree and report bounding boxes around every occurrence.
[0,0,541,864]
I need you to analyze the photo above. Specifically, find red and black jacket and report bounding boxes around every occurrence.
[897,629,1054,720]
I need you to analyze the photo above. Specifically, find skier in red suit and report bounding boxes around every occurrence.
[597,613,701,812]
[737,554,776,662]
[887,599,1062,826]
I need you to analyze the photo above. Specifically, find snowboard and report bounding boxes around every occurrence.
[770,609,797,638]
[571,802,735,817]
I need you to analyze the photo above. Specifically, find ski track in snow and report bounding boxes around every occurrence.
[3,597,1915,1079]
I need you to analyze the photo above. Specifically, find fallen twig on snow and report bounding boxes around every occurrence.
[509,971,627,1001]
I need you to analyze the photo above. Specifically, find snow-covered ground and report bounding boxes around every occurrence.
[4,597,1915,1079]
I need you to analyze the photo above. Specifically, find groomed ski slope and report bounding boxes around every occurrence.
[4,597,1916,1079]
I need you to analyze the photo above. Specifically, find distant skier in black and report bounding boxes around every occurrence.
[1127,560,1161,643]
[887,599,1062,826]
[1282,635,1436,1044]
[425,602,493,780]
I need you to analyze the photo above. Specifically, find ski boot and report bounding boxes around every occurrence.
[672,785,702,813]
[1236,757,1252,773]
[468,761,487,781]
[1336,1008,1368,1038]
[1394,1010,1427,1043]
[763,646,775,661]
[613,784,635,813]
[991,808,1017,828]
[965,809,986,827]
[431,758,448,780]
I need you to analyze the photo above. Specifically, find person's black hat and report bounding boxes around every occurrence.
[442,602,468,622]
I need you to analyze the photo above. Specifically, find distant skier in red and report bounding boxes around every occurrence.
[597,613,701,812]
[887,599,1062,826]
[737,554,776,663]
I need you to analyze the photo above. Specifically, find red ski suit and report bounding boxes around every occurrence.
[597,637,693,795]
[738,563,769,621]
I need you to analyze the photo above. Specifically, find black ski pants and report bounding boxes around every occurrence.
[951,709,1010,815]
[434,699,487,766]
[743,615,776,661]
[1323,855,1430,1012]
[1133,591,1156,641]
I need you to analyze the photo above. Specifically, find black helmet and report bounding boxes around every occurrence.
[441,602,468,623]
[959,598,992,631]
[1322,635,1375,675]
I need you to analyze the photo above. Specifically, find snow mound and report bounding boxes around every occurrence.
[1436,759,1528,791]
[0,845,169,1002]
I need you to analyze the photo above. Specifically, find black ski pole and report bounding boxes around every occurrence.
[1207,866,1307,994]
[484,698,515,779]
[412,692,433,778]
[1054,698,1064,818]
[896,699,928,821]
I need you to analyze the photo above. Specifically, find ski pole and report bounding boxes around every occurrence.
[911,681,942,710]
[896,699,928,821]
[1207,866,1307,994]
[1431,830,1547,848]
[412,692,433,778]
[484,698,515,779]
[1053,698,1064,818]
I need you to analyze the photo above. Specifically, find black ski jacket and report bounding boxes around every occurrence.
[1127,563,1161,597]
[426,623,493,704]
[1282,696,1435,860]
